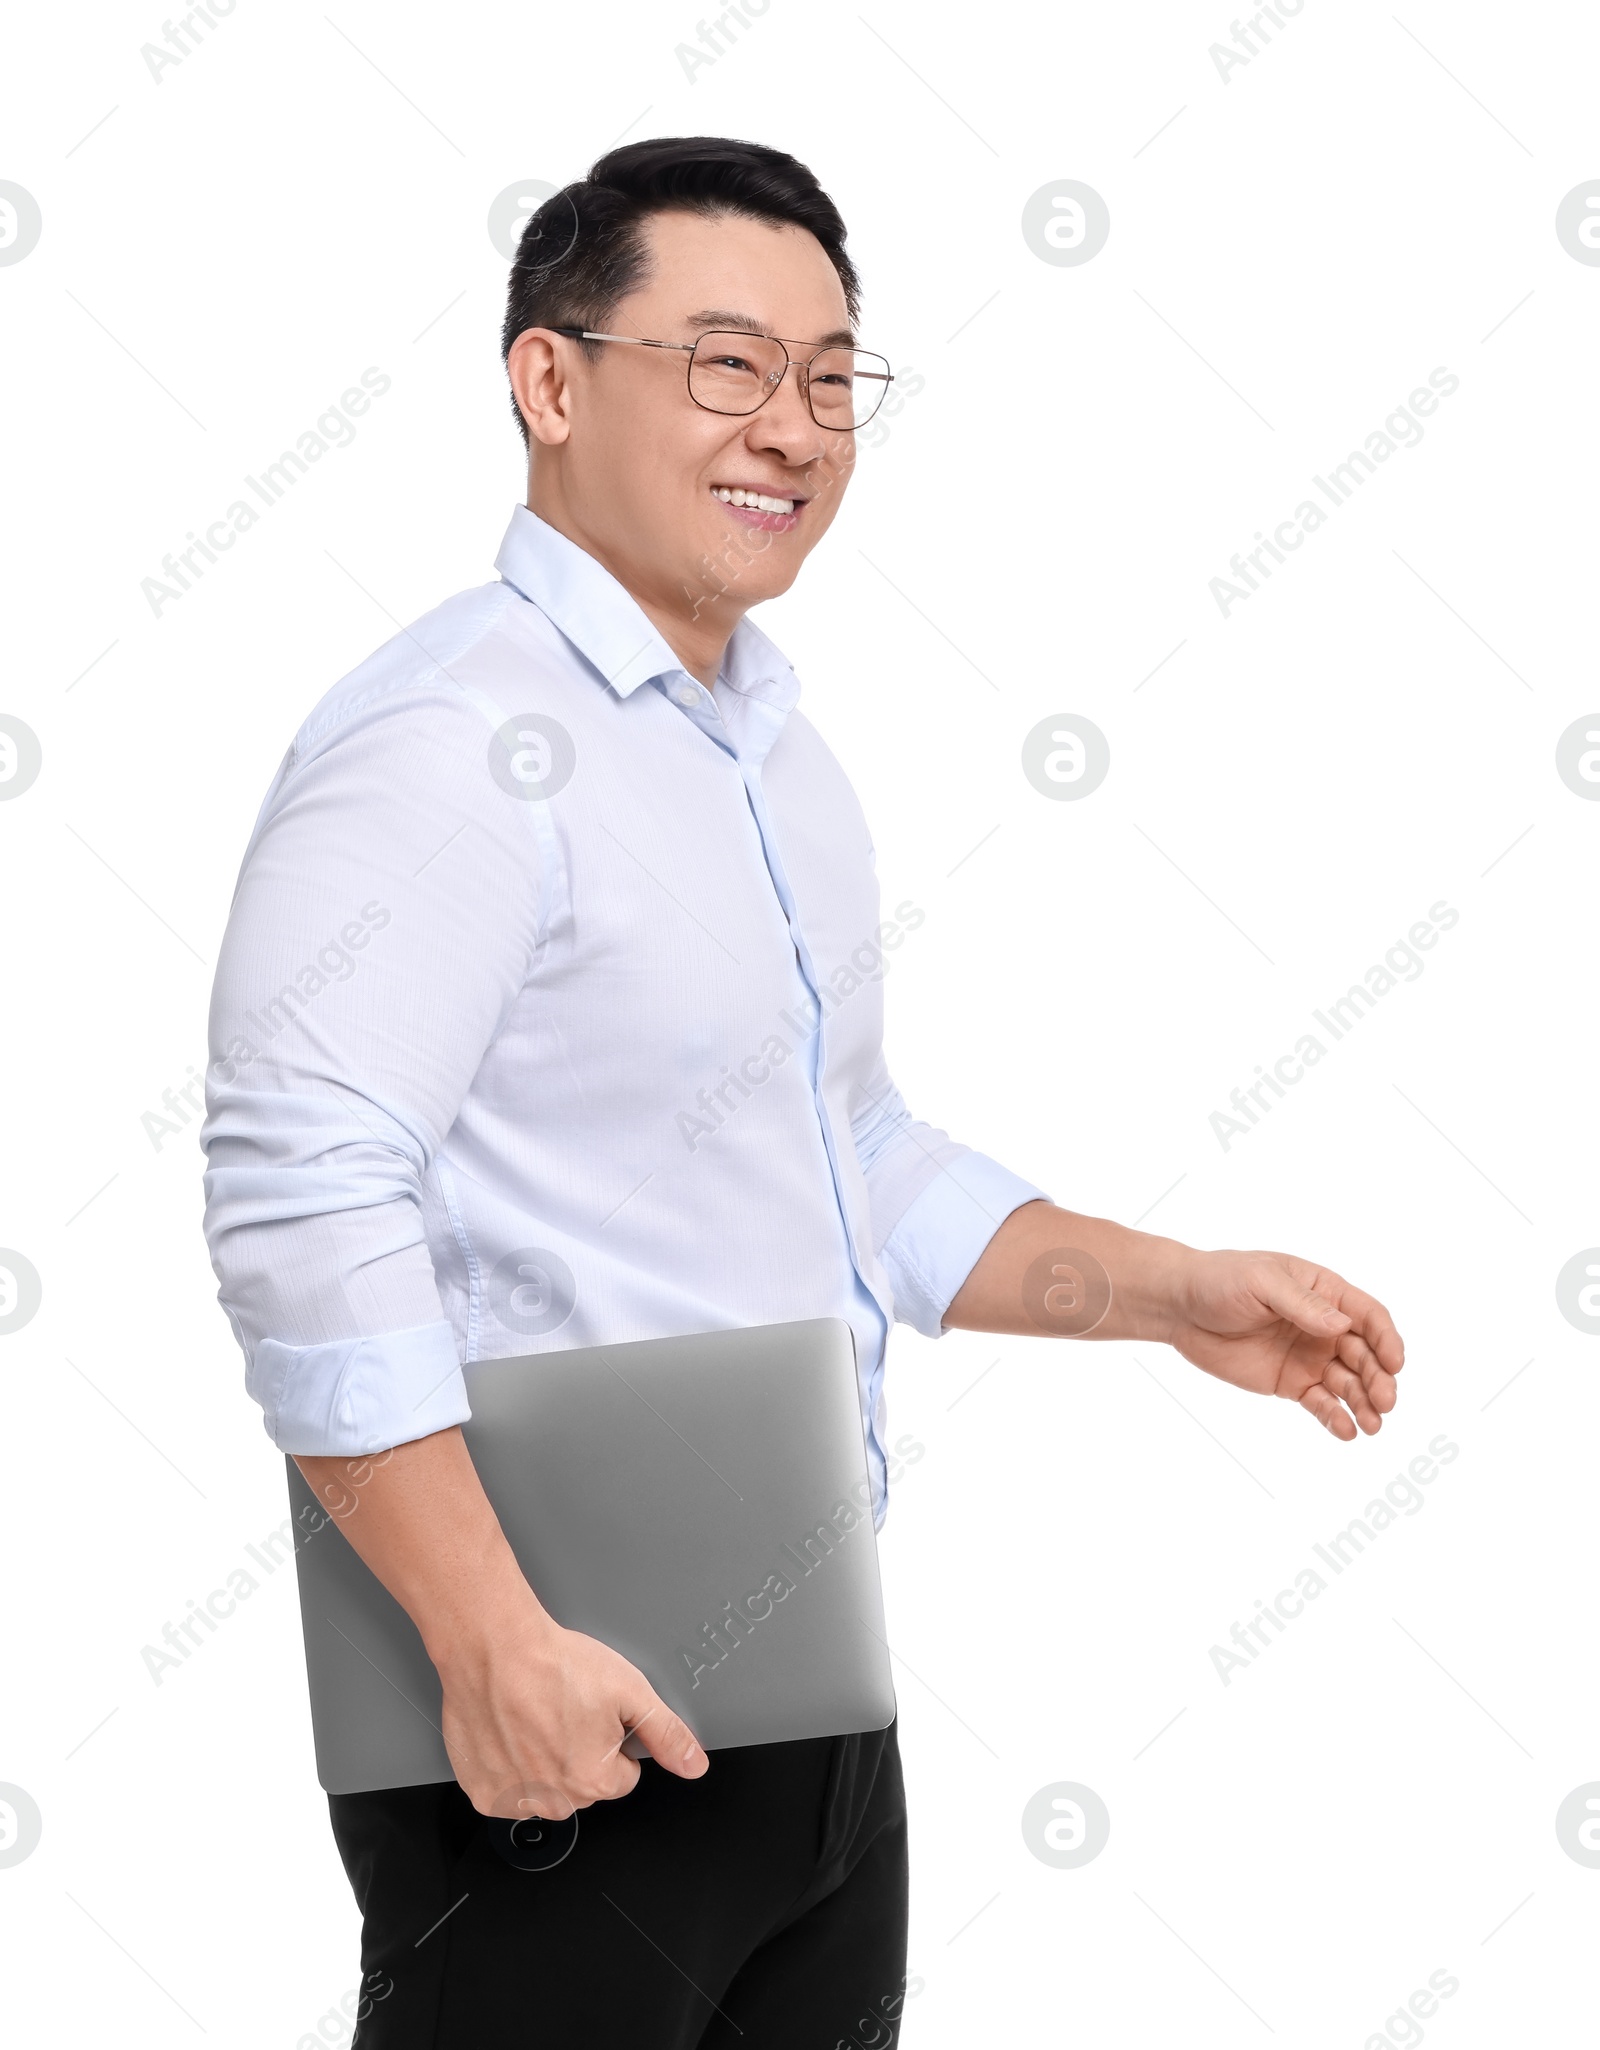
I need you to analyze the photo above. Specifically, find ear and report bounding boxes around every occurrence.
[507,328,575,448]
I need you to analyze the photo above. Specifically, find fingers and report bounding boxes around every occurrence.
[1261,1254,1406,1376]
[1302,1337,1401,1439]
[469,1743,637,1817]
[1336,1329,1398,1422]
[480,1777,586,1822]
[442,1629,705,1821]
[1319,1357,1381,1434]
[616,1684,709,1781]
[1284,1257,1405,1375]
[1299,1381,1356,1441]
[1253,1261,1352,1341]
[1342,1286,1405,1376]
[471,1742,640,1820]
[1282,1337,1405,1437]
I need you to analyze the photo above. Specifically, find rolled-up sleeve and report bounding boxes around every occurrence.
[201,670,547,1455]
[849,1051,1049,1339]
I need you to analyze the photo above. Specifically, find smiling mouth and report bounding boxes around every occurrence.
[713,479,808,512]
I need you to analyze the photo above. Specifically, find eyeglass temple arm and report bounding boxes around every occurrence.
[549,327,695,355]
[550,327,893,380]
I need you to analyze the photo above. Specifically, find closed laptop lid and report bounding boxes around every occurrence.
[289,1317,897,1795]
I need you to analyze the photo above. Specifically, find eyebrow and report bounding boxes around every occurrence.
[684,309,858,349]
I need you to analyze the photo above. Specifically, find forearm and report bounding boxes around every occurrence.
[298,1425,708,1807]
[942,1199,1192,1342]
[296,1427,550,1675]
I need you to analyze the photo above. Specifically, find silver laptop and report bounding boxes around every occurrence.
[286,1317,897,1795]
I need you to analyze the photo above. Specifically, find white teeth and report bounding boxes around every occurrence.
[712,487,795,514]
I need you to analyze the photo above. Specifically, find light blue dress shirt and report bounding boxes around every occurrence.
[200,505,1047,1527]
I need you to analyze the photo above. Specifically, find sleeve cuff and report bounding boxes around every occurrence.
[244,1318,469,1455]
[879,1153,1050,1338]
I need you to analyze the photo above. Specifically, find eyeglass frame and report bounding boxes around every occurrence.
[545,325,894,431]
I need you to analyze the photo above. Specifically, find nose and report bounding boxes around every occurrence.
[758,358,811,405]
[746,361,827,458]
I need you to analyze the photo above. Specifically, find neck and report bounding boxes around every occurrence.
[626,585,735,692]
[526,483,738,691]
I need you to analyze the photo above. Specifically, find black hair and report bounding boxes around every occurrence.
[498,135,861,446]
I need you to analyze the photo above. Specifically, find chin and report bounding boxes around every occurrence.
[687,543,798,611]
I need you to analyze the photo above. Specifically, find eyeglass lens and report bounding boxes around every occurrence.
[688,333,890,430]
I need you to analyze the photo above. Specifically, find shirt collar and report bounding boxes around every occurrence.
[493,503,800,718]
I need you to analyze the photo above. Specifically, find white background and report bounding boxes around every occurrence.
[3,1,1598,2043]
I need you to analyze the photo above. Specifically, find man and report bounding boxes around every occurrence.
[201,136,1404,2048]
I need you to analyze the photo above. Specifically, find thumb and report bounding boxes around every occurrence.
[1257,1264,1351,1340]
[616,1677,709,1780]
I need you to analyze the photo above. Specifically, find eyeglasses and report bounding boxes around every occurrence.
[548,326,893,432]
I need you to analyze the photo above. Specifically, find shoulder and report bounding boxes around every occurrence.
[286,579,581,771]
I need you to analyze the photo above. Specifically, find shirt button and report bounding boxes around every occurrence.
[674,684,698,706]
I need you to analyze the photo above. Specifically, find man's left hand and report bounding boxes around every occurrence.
[1167,1249,1404,1439]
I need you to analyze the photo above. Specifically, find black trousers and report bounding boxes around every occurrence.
[328,1721,909,2049]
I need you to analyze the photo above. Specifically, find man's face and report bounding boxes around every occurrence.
[534,208,859,627]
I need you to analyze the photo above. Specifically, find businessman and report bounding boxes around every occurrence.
[201,136,1404,2049]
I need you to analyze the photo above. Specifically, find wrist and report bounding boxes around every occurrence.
[423,1569,559,1682]
[1121,1230,1193,1345]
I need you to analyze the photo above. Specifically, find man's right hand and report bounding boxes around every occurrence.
[434,1593,709,1818]
[293,1427,709,1820]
